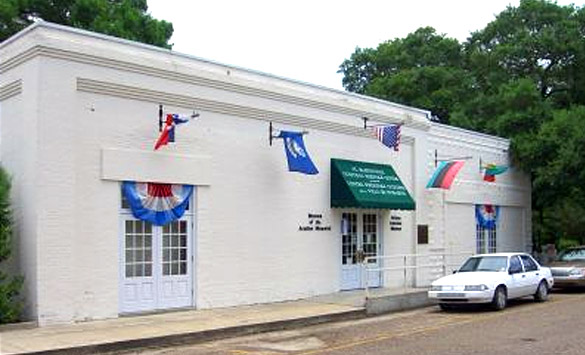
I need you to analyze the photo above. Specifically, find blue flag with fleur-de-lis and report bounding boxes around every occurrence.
[277,131,319,175]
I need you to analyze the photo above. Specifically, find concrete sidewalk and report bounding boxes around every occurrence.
[0,288,429,354]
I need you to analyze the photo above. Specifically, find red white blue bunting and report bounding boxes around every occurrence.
[122,181,193,226]
[475,204,499,230]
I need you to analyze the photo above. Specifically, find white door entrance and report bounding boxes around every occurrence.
[119,197,194,313]
[340,212,381,290]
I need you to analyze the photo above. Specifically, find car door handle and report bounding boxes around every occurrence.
[536,273,539,276]
[522,275,526,278]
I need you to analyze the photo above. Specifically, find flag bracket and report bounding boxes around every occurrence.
[159,104,200,132]
[269,122,308,146]
[159,104,164,132]
[434,149,473,167]
[269,121,276,146]
[362,116,405,129]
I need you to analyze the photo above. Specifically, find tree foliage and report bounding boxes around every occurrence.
[340,0,585,248]
[339,27,470,121]
[0,166,23,324]
[0,0,173,48]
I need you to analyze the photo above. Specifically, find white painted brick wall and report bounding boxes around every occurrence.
[0,24,532,325]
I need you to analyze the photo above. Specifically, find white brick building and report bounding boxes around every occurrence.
[0,22,531,325]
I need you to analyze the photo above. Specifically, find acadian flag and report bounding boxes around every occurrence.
[482,163,508,182]
[373,124,401,151]
[154,113,197,150]
[277,131,319,175]
[426,160,465,189]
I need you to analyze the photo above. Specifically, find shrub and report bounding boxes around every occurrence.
[0,166,23,323]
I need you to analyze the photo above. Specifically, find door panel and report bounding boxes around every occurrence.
[341,213,360,290]
[120,218,193,313]
[121,220,156,313]
[507,255,526,298]
[363,213,380,288]
[520,255,540,295]
[159,220,192,309]
[340,212,381,290]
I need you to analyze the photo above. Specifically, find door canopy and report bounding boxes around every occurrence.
[331,158,415,210]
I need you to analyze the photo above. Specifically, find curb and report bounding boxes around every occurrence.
[0,321,37,332]
[22,309,366,354]
[366,291,433,315]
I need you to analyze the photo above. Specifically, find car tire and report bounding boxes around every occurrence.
[439,303,454,311]
[491,286,507,311]
[534,280,549,302]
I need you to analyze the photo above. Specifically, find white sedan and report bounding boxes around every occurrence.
[428,253,554,311]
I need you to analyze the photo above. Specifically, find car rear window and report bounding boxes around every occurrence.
[520,255,538,271]
[558,248,585,261]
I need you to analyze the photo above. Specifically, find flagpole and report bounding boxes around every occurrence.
[269,122,309,146]
[158,104,163,132]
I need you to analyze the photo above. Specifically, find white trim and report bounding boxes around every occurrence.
[339,210,382,290]
[119,185,195,313]
[1,21,432,118]
[431,122,509,144]
[0,80,22,101]
[102,148,212,186]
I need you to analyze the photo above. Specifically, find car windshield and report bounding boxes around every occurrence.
[558,248,585,261]
[458,256,508,272]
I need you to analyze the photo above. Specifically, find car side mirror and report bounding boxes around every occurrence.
[453,270,457,274]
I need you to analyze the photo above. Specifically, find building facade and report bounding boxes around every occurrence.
[0,23,531,325]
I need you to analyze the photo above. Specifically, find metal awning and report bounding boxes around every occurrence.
[330,158,415,210]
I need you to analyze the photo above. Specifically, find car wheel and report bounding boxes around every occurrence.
[534,280,549,302]
[439,303,454,311]
[491,286,507,311]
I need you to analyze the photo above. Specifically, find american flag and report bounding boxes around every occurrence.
[373,124,401,151]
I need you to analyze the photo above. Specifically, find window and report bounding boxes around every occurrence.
[520,255,538,272]
[459,256,507,272]
[120,185,192,278]
[124,220,153,277]
[476,224,496,254]
[162,221,189,275]
[341,213,357,265]
[509,255,523,272]
[558,248,585,261]
[362,214,378,263]
[417,225,429,244]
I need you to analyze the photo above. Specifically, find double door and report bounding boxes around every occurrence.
[119,217,193,313]
[340,212,381,290]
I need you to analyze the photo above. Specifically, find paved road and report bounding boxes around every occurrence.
[135,290,585,355]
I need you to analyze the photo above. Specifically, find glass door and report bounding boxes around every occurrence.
[340,212,381,290]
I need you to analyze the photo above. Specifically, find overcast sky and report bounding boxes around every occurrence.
[147,0,580,90]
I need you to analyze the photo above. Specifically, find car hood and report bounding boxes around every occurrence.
[432,271,505,286]
[549,260,585,268]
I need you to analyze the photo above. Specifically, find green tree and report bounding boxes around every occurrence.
[459,0,585,248]
[465,0,585,107]
[339,27,470,122]
[0,0,173,48]
[0,166,23,324]
[450,78,553,137]
[339,0,585,249]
